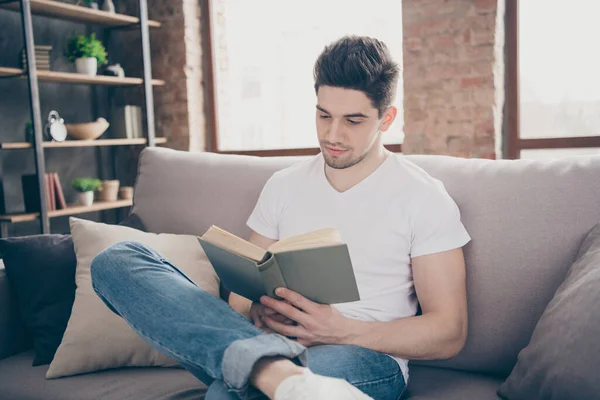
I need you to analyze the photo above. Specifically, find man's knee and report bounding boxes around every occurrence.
[91,241,146,288]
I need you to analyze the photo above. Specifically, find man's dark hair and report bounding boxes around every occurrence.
[313,35,400,118]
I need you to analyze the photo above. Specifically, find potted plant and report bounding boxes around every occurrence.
[66,33,107,76]
[72,178,101,206]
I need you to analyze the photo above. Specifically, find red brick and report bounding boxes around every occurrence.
[433,35,456,48]
[460,76,493,89]
[404,19,452,37]
[405,37,423,52]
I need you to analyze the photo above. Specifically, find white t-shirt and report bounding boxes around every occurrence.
[246,152,471,382]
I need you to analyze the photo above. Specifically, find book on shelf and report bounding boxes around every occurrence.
[198,226,360,304]
[52,173,67,210]
[22,172,68,212]
[110,105,143,139]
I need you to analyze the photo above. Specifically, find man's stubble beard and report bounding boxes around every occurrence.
[323,150,368,170]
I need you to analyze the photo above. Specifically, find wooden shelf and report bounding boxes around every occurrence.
[0,137,167,150]
[0,67,165,86]
[0,0,161,28]
[0,199,133,223]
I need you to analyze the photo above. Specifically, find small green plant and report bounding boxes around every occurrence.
[72,178,101,193]
[66,33,108,66]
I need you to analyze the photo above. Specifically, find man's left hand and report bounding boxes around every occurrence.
[259,287,353,347]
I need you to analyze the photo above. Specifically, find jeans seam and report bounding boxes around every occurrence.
[351,368,403,387]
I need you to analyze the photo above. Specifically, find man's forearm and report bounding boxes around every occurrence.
[340,313,466,361]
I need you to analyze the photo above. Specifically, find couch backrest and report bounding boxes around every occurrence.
[132,147,600,377]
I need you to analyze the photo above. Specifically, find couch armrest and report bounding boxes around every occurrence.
[0,264,31,360]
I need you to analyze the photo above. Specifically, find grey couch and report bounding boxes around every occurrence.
[1,147,599,400]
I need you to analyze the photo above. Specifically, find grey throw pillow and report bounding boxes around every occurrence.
[498,223,600,400]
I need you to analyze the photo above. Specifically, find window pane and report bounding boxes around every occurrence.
[519,0,600,139]
[521,148,600,160]
[211,0,404,151]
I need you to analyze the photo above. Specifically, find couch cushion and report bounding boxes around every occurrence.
[406,155,600,376]
[497,223,600,399]
[0,350,207,400]
[0,234,76,366]
[132,147,304,238]
[0,264,31,360]
[404,365,502,400]
[47,217,220,379]
[132,148,600,376]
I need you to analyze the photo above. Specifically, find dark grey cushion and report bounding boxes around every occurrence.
[0,234,76,366]
[0,267,31,360]
[0,350,207,400]
[404,365,502,400]
[498,223,600,400]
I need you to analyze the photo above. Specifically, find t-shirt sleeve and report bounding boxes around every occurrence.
[246,175,281,240]
[410,182,471,258]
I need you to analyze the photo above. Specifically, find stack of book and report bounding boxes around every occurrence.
[19,45,52,71]
[21,173,68,212]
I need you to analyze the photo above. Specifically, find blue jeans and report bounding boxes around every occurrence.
[90,241,406,400]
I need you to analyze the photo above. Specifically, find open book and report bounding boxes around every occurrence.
[198,226,360,304]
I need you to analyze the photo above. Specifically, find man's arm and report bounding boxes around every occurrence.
[344,248,468,359]
[260,247,468,360]
[228,230,277,317]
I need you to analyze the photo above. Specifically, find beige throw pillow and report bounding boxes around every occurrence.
[46,217,220,379]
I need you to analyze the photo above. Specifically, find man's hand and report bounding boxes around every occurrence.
[249,302,295,333]
[259,287,352,347]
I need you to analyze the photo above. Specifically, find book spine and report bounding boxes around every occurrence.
[258,254,288,299]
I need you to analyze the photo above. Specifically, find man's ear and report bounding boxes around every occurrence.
[379,106,398,132]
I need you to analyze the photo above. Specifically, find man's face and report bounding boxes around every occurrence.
[315,86,390,169]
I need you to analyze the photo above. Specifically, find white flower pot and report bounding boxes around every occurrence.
[75,57,97,76]
[77,191,94,207]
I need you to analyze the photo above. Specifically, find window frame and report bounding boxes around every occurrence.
[201,0,402,157]
[504,0,600,159]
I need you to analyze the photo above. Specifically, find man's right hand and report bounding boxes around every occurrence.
[249,302,295,333]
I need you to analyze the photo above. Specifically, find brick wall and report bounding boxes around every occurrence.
[402,0,503,158]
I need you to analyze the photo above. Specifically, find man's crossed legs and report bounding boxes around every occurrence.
[90,241,405,400]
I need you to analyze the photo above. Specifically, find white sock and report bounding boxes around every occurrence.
[274,368,373,400]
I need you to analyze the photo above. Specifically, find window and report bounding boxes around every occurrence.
[505,0,600,159]
[207,0,404,154]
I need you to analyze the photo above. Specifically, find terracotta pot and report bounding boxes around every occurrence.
[97,180,120,201]
[119,186,133,200]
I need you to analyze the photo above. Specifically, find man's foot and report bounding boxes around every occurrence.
[274,368,373,400]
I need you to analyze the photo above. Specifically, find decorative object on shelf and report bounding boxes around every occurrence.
[104,63,124,78]
[66,33,107,76]
[101,0,115,13]
[110,105,142,138]
[25,111,67,143]
[19,45,52,71]
[44,111,68,142]
[72,178,101,206]
[118,186,133,200]
[65,117,109,140]
[97,179,120,202]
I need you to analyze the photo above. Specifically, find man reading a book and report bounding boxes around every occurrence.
[91,35,471,400]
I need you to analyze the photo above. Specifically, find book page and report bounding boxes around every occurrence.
[201,225,266,262]
[267,228,342,253]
